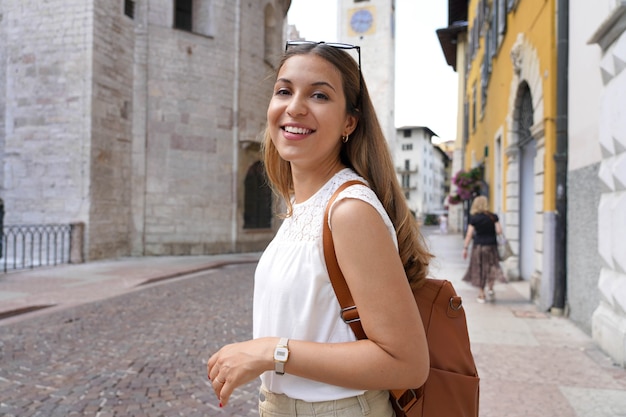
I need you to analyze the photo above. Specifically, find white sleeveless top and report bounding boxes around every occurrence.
[252,168,397,402]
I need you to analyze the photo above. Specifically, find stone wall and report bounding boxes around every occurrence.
[1,0,93,226]
[0,0,285,260]
[88,1,135,259]
[567,163,602,334]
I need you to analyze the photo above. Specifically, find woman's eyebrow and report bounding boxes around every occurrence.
[275,77,336,92]
[311,81,337,92]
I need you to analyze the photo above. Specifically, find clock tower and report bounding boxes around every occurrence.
[339,0,396,150]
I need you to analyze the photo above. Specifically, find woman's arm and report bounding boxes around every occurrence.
[208,198,430,406]
[462,224,475,259]
[495,221,503,235]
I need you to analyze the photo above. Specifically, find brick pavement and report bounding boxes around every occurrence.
[0,264,260,417]
[0,227,625,416]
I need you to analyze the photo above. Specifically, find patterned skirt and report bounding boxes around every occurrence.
[462,244,506,289]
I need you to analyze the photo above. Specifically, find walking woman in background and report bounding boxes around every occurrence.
[207,41,432,416]
[462,195,505,303]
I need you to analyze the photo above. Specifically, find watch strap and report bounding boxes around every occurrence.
[274,337,289,375]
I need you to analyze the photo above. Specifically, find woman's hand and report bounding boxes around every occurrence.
[207,338,275,407]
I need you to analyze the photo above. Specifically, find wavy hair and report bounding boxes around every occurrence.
[470,196,489,215]
[261,42,432,288]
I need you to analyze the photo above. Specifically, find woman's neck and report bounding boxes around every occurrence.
[291,162,347,204]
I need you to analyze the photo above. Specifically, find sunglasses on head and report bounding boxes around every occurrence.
[284,40,363,110]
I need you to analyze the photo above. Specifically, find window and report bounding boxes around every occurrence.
[174,0,193,31]
[404,159,410,170]
[402,174,410,188]
[508,0,516,12]
[498,0,507,38]
[173,1,213,37]
[403,129,412,138]
[481,41,489,115]
[463,100,469,144]
[472,84,477,131]
[402,143,413,151]
[124,0,135,19]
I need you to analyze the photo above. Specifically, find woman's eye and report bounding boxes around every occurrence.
[274,87,291,96]
[312,92,329,100]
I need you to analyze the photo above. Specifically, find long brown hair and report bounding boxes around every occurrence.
[262,43,432,288]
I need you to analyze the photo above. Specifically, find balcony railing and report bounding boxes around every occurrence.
[1,223,84,273]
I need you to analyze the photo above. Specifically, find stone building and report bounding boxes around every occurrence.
[0,0,291,261]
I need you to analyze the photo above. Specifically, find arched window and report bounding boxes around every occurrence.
[244,161,272,229]
[517,82,534,145]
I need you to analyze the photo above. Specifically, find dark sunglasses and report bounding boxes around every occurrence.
[285,40,363,110]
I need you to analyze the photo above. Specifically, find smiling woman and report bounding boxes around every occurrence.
[207,41,432,417]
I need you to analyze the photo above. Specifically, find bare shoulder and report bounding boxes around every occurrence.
[331,197,385,229]
[330,197,394,248]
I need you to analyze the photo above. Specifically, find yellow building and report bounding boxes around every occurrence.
[441,0,561,306]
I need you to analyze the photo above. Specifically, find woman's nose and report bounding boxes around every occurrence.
[286,94,307,117]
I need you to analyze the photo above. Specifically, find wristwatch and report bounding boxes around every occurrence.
[273,337,290,375]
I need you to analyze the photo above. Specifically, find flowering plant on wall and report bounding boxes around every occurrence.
[447,167,482,205]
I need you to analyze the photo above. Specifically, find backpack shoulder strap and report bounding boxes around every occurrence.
[323,179,367,340]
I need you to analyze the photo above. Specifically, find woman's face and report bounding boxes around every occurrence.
[267,53,356,170]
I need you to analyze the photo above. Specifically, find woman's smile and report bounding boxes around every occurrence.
[282,124,315,140]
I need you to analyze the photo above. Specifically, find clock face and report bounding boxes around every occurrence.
[350,9,373,34]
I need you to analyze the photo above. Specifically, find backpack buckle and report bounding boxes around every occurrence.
[340,305,361,324]
[394,388,419,413]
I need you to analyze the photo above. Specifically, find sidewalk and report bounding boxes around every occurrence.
[0,252,261,323]
[423,227,626,417]
[1,228,625,416]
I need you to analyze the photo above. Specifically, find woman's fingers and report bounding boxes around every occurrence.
[206,338,273,407]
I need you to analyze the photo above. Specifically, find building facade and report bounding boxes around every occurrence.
[583,0,626,367]
[395,126,449,220]
[442,0,560,302]
[440,0,626,367]
[0,0,290,261]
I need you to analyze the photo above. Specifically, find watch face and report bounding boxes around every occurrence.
[274,347,289,362]
[350,9,373,33]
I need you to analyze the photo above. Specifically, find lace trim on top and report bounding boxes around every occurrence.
[276,168,397,247]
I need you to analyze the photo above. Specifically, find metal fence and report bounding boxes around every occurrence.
[1,224,75,273]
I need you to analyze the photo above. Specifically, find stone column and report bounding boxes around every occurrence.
[69,222,85,264]
[503,145,520,281]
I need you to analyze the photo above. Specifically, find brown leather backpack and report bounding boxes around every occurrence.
[323,180,480,417]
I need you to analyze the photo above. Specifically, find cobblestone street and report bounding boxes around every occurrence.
[2,228,626,416]
[0,264,260,417]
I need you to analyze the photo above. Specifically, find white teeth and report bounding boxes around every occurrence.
[284,126,312,134]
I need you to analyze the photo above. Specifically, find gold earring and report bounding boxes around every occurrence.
[342,134,349,143]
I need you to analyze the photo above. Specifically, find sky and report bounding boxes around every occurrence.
[287,0,459,143]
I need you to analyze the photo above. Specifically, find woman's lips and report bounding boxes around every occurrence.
[282,125,315,140]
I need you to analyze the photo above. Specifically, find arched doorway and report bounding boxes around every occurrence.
[516,83,536,281]
[243,161,272,229]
